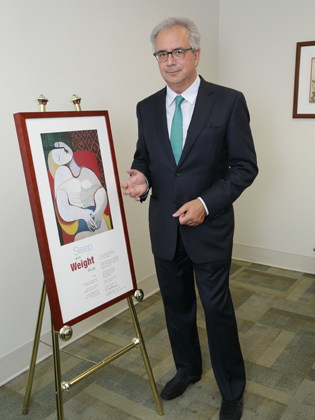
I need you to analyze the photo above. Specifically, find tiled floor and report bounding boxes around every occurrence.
[1,260,315,419]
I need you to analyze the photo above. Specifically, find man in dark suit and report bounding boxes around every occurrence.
[122,17,258,420]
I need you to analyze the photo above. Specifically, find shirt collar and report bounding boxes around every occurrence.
[166,75,200,107]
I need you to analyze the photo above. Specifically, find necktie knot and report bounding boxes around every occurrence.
[175,95,184,107]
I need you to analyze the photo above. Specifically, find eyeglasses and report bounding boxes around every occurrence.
[153,48,193,62]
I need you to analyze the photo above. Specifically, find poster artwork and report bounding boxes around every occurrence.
[41,130,113,246]
[14,112,137,330]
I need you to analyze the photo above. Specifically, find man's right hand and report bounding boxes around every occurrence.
[121,169,147,201]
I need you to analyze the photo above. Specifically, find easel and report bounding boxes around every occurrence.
[21,96,163,419]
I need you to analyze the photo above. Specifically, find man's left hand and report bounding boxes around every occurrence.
[172,199,206,226]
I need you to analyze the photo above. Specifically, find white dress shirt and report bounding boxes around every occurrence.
[165,76,209,215]
[166,75,200,146]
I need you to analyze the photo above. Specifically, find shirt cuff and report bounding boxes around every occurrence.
[197,197,209,216]
[139,177,150,202]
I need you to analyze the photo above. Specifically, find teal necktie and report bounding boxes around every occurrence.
[170,95,184,165]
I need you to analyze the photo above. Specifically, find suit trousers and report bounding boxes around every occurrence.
[154,231,246,401]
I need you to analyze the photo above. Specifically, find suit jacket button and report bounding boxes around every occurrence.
[173,202,176,206]
[175,172,180,176]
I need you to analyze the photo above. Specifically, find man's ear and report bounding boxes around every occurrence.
[194,49,201,66]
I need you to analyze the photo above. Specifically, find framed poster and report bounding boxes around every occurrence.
[293,41,315,118]
[14,111,137,331]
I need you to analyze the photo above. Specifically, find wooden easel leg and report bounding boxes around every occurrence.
[22,279,47,415]
[127,297,163,416]
[51,317,64,420]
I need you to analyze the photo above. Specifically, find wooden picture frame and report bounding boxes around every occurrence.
[14,111,137,331]
[293,41,315,118]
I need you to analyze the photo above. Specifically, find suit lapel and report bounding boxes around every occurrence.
[178,79,215,167]
[153,88,176,165]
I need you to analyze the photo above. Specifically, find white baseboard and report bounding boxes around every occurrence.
[0,273,159,387]
[232,243,315,274]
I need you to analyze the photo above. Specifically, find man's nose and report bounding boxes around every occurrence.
[166,53,176,64]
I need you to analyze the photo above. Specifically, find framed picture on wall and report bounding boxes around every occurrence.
[14,111,137,331]
[293,41,315,118]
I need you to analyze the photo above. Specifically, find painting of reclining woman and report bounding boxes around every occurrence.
[42,130,113,246]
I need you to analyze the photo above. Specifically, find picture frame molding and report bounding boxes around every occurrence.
[293,40,315,118]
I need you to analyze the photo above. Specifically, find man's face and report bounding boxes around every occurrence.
[155,26,200,94]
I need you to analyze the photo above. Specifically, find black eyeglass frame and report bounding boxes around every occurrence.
[153,48,193,62]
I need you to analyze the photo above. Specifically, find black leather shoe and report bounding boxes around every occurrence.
[160,370,201,400]
[219,397,243,420]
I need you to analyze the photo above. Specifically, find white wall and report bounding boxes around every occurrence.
[0,0,219,385]
[219,0,315,273]
[3,0,315,390]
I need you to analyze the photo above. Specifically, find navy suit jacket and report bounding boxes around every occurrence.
[131,77,258,263]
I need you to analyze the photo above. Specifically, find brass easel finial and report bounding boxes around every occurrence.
[59,325,73,341]
[36,94,48,112]
[70,94,82,111]
[134,289,144,302]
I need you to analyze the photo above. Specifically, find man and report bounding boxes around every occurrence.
[122,17,258,420]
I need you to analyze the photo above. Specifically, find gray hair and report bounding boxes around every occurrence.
[150,17,201,53]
